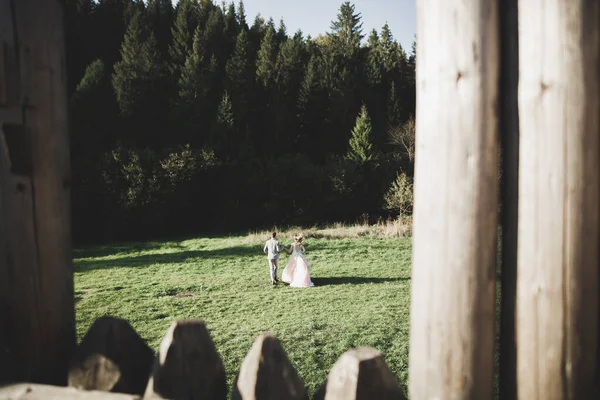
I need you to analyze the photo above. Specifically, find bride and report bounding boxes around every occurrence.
[281,233,315,288]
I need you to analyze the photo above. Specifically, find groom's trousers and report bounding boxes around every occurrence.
[268,258,279,282]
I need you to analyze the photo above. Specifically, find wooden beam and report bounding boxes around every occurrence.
[0,0,74,385]
[409,0,500,398]
[516,0,600,398]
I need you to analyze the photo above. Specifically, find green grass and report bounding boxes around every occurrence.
[74,231,413,397]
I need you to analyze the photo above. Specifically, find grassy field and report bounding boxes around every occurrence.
[73,224,413,397]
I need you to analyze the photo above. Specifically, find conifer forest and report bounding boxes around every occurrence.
[66,0,416,243]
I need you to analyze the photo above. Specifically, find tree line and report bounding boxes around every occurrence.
[65,0,416,243]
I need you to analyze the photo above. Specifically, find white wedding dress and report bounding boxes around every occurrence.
[281,242,315,288]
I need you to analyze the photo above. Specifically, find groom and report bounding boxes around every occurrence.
[263,232,287,285]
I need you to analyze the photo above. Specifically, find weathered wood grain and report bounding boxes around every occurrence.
[409,0,500,398]
[144,320,227,400]
[0,0,74,385]
[68,316,155,395]
[232,333,307,400]
[315,347,406,400]
[516,0,600,398]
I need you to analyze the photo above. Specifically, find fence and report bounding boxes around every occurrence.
[0,316,407,399]
[1,0,600,399]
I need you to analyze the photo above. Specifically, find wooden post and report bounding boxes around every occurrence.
[516,0,600,398]
[0,0,75,385]
[315,347,406,400]
[144,320,227,400]
[68,317,155,395]
[498,0,519,398]
[232,333,307,400]
[409,0,500,398]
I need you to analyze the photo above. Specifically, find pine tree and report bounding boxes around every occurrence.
[237,0,248,31]
[328,1,363,53]
[92,0,131,70]
[65,0,96,94]
[272,34,305,150]
[112,9,163,117]
[211,92,235,157]
[387,80,401,128]
[409,36,416,69]
[275,34,304,97]
[70,59,107,150]
[223,2,238,58]
[297,54,330,160]
[217,92,235,128]
[366,29,382,86]
[225,29,254,132]
[178,26,205,103]
[147,0,174,58]
[255,24,278,88]
[276,18,287,43]
[347,104,374,163]
[248,14,266,62]
[203,6,226,63]
[169,0,200,73]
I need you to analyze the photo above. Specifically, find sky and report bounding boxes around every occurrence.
[239,0,416,51]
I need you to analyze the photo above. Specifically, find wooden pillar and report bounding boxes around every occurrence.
[0,0,75,385]
[516,0,600,398]
[498,0,519,398]
[409,0,500,398]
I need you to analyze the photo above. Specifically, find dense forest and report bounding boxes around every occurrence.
[65,0,416,243]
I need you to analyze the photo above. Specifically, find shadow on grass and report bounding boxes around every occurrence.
[311,276,410,286]
[73,241,185,259]
[74,245,260,271]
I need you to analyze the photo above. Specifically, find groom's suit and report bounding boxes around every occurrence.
[264,238,283,283]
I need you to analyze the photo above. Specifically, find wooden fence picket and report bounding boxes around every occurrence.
[232,333,308,400]
[68,316,155,395]
[144,320,227,400]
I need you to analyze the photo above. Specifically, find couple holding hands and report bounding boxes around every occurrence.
[263,232,315,288]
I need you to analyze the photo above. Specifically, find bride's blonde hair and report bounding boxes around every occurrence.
[294,232,304,242]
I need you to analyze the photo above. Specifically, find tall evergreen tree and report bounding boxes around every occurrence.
[112,9,160,116]
[65,0,96,94]
[297,54,329,160]
[408,36,416,69]
[70,59,112,154]
[347,104,374,163]
[387,80,401,128]
[93,0,131,69]
[248,14,266,62]
[380,23,395,71]
[211,92,235,157]
[147,0,174,58]
[237,0,248,31]
[276,18,287,43]
[169,0,200,74]
[112,8,169,146]
[255,24,278,88]
[273,34,305,151]
[225,29,254,138]
[223,2,239,58]
[366,29,382,87]
[203,6,226,63]
[328,1,363,53]
[178,26,205,102]
[322,1,365,155]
